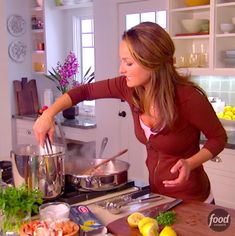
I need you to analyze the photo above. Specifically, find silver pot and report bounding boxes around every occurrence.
[11,144,65,200]
[65,158,130,191]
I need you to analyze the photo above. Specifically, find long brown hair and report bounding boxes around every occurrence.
[122,22,206,129]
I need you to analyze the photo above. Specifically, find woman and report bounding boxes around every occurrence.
[33,22,227,202]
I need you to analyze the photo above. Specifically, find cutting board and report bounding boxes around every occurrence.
[13,78,39,115]
[107,201,235,236]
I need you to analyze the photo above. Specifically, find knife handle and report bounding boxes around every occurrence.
[162,199,183,212]
[145,198,183,218]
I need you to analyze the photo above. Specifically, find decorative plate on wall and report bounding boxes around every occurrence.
[7,15,26,37]
[8,40,27,63]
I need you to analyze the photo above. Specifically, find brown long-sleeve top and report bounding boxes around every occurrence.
[68,76,227,201]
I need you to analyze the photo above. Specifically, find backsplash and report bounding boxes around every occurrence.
[193,76,235,106]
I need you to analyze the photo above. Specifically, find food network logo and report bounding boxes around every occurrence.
[208,209,231,232]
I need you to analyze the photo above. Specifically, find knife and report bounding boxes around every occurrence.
[144,198,183,218]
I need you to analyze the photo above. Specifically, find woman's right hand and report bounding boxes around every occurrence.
[33,110,55,147]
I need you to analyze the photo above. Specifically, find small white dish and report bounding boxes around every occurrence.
[220,23,234,34]
[39,202,70,221]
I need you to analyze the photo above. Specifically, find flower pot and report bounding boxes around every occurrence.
[62,106,79,119]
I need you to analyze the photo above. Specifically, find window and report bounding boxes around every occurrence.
[73,17,95,109]
[73,17,94,83]
[125,10,166,30]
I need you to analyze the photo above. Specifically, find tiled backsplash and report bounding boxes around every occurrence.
[193,76,235,106]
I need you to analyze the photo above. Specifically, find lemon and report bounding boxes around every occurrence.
[138,217,158,234]
[159,226,177,236]
[127,212,145,228]
[142,222,159,236]
[223,114,232,120]
[224,106,232,112]
[216,112,224,118]
[232,107,235,115]
[224,110,233,118]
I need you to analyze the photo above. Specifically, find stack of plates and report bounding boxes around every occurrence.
[222,50,235,67]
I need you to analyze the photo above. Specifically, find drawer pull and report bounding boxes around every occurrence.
[26,130,32,135]
[211,156,222,163]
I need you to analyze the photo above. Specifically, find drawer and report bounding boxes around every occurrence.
[205,168,235,209]
[203,148,235,174]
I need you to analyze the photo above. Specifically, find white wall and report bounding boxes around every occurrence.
[0,0,31,159]
[93,0,126,159]
[0,0,11,160]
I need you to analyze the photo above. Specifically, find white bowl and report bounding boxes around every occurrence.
[220,23,234,33]
[181,19,209,33]
[39,202,70,221]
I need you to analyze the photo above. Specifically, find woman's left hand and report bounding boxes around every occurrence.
[162,159,191,187]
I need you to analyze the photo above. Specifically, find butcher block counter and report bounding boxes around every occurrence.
[106,201,235,236]
[74,187,235,236]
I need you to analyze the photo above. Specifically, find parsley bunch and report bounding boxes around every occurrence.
[156,210,176,226]
[0,184,43,233]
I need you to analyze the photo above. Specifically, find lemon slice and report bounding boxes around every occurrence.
[127,212,145,228]
[159,226,177,236]
[141,222,159,236]
[138,217,158,234]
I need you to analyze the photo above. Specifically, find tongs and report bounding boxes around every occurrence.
[44,134,53,155]
[106,195,163,214]
[37,107,54,155]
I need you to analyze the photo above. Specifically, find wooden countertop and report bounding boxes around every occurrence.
[107,201,235,236]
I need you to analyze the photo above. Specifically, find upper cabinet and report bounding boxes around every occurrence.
[215,0,235,73]
[31,4,46,74]
[167,0,235,76]
[30,0,93,76]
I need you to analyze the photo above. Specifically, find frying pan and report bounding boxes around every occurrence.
[65,151,129,191]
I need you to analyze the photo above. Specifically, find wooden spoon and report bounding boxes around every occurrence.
[81,149,128,176]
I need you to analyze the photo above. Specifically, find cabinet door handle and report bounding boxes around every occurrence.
[211,156,222,163]
[118,111,126,117]
[26,130,32,135]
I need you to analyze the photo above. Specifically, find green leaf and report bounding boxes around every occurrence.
[155,210,176,226]
[0,184,43,232]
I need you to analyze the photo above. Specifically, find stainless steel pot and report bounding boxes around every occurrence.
[11,144,65,200]
[65,158,130,191]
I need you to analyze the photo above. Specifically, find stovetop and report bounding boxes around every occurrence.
[44,180,149,205]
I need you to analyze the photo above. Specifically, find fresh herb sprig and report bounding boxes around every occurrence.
[0,184,43,233]
[156,210,176,226]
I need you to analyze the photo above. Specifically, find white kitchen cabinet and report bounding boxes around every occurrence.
[203,148,235,209]
[167,0,235,76]
[14,118,96,146]
[15,119,38,145]
[214,0,235,74]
